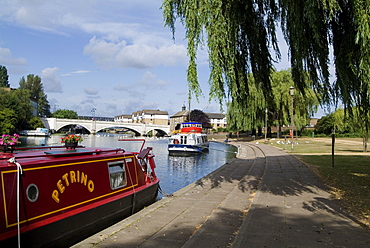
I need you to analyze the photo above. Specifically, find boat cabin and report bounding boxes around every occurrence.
[0,141,159,247]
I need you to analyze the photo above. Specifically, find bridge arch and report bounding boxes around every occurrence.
[55,123,91,133]
[145,128,169,137]
[94,124,142,136]
[41,118,170,136]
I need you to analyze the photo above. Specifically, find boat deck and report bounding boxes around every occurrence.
[0,147,128,162]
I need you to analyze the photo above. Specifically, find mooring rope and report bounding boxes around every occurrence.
[8,157,23,248]
[126,163,136,214]
[158,184,173,197]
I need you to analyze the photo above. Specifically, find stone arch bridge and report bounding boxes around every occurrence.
[41,118,170,136]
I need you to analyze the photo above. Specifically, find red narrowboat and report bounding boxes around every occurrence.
[0,139,159,247]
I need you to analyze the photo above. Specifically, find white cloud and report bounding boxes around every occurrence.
[0,47,27,65]
[84,36,187,70]
[84,86,98,95]
[72,70,90,74]
[113,83,144,99]
[176,91,187,96]
[105,103,117,113]
[122,99,159,115]
[41,67,62,93]
[137,71,170,90]
[1,1,187,70]
[80,98,95,105]
[113,83,130,91]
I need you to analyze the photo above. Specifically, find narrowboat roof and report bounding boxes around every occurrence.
[0,146,131,167]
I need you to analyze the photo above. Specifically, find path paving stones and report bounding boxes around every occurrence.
[73,142,370,248]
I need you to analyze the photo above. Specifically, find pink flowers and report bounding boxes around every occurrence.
[0,134,20,146]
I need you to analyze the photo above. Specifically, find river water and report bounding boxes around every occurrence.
[19,134,238,195]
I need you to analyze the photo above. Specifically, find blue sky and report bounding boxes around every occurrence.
[1,0,325,118]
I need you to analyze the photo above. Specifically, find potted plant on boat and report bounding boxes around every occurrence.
[0,133,20,153]
[61,134,83,150]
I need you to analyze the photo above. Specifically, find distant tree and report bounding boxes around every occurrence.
[314,109,351,135]
[52,109,78,119]
[0,65,10,88]
[29,116,45,129]
[190,109,212,129]
[19,74,51,117]
[0,87,32,130]
[0,109,17,134]
[37,94,52,117]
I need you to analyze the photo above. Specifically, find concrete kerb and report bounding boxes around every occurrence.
[73,151,240,247]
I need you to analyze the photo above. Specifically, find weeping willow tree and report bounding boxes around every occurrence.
[162,0,370,148]
[331,0,370,151]
[227,70,318,137]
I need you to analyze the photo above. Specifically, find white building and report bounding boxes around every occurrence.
[114,114,132,122]
[140,109,169,125]
[115,110,169,125]
[206,113,227,129]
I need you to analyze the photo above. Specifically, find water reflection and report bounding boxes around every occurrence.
[19,136,50,146]
[19,133,237,195]
[168,154,203,170]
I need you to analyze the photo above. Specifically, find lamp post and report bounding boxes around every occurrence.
[289,87,295,150]
[264,107,268,143]
[91,108,97,134]
[91,108,96,120]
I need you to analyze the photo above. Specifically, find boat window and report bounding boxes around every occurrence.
[108,161,127,190]
[26,184,39,202]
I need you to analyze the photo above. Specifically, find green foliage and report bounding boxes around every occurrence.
[0,109,17,134]
[162,0,331,108]
[0,65,10,88]
[315,108,363,136]
[0,87,32,130]
[0,73,52,131]
[163,0,277,107]
[52,109,78,119]
[29,117,45,129]
[315,111,341,135]
[217,127,227,132]
[300,129,315,137]
[19,74,51,117]
[162,0,370,143]
[227,70,318,133]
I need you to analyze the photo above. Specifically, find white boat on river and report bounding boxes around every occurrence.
[168,122,209,154]
[19,128,50,137]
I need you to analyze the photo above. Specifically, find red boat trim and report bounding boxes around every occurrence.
[4,155,127,171]
[1,155,140,228]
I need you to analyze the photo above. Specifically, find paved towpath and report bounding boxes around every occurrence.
[73,142,370,247]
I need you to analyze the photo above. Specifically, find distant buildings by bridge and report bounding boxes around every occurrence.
[114,107,227,132]
[114,109,169,125]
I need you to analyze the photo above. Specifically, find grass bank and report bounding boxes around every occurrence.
[266,137,370,228]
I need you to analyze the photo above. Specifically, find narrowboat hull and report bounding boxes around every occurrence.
[1,182,159,248]
[0,141,160,247]
[19,128,50,137]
